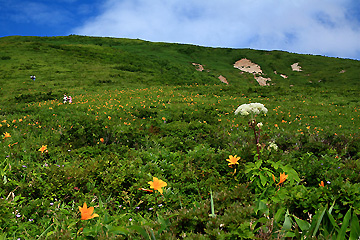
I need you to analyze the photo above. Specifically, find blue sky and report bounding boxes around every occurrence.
[1,0,360,60]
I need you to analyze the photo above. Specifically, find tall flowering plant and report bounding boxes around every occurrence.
[235,103,268,158]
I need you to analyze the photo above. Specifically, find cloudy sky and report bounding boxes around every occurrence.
[1,0,360,60]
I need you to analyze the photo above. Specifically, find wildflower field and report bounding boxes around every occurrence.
[1,35,360,239]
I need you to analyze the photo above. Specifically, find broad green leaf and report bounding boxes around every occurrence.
[107,226,129,235]
[82,227,96,237]
[324,210,338,236]
[349,213,360,240]
[255,199,268,215]
[259,173,267,186]
[282,165,301,182]
[293,216,310,232]
[129,225,151,240]
[255,160,262,169]
[0,232,6,240]
[274,207,286,223]
[310,207,326,237]
[284,232,296,237]
[337,208,352,240]
[282,210,292,231]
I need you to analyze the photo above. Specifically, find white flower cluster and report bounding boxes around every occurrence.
[234,103,268,116]
[268,142,278,151]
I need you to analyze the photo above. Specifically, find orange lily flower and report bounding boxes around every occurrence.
[148,177,167,194]
[226,155,240,166]
[272,174,276,183]
[3,132,11,140]
[79,202,99,220]
[319,181,325,187]
[38,145,47,153]
[277,172,288,185]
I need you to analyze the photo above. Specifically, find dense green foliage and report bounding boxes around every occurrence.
[0,35,359,239]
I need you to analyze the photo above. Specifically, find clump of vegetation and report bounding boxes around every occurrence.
[0,35,359,239]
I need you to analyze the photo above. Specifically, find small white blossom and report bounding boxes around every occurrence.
[257,122,263,128]
[268,142,278,151]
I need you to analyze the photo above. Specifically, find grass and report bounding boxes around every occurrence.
[0,35,360,239]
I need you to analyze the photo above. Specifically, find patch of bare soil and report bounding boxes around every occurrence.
[254,76,271,86]
[234,58,263,74]
[192,63,204,72]
[218,75,229,84]
[234,58,271,86]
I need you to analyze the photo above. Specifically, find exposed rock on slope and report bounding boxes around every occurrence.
[234,58,271,86]
[234,58,263,74]
[291,62,302,71]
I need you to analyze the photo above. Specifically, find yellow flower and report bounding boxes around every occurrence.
[78,202,99,220]
[38,145,47,153]
[226,155,240,166]
[148,177,167,194]
[3,132,11,139]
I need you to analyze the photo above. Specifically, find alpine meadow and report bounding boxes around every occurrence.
[1,35,360,239]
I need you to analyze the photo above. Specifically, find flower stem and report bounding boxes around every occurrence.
[250,119,260,159]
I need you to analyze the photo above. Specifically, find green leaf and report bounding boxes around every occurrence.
[252,217,268,232]
[157,216,170,236]
[107,226,129,236]
[129,225,151,240]
[282,165,301,182]
[274,207,286,224]
[82,227,96,237]
[337,208,352,240]
[209,189,216,218]
[46,231,55,237]
[293,216,310,232]
[259,173,268,186]
[324,210,338,235]
[328,199,336,215]
[0,232,6,240]
[282,210,292,231]
[349,213,360,240]
[309,206,326,237]
[284,232,296,237]
[255,160,262,169]
[255,199,268,215]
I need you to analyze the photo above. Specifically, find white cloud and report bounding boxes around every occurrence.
[73,0,360,59]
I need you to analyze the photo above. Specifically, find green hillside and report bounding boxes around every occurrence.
[0,35,360,239]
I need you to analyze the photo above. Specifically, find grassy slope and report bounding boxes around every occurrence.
[1,35,359,134]
[0,35,360,238]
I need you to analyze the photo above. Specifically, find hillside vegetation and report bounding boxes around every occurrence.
[0,35,360,239]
